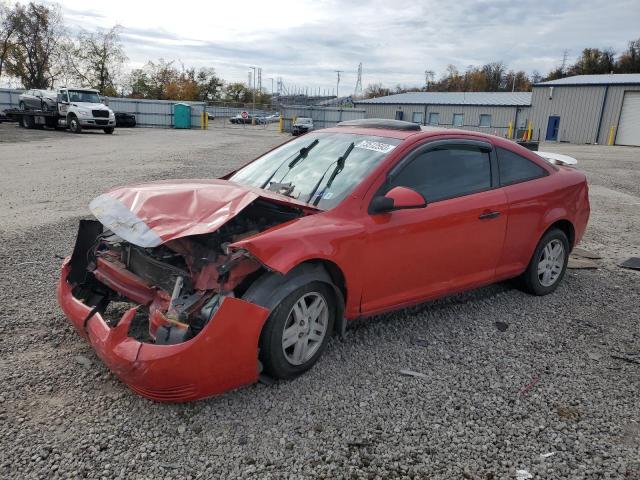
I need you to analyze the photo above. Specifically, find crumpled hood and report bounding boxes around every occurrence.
[89,179,314,248]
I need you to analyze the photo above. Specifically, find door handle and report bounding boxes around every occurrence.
[479,211,501,220]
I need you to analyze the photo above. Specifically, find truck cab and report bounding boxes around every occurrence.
[58,88,116,134]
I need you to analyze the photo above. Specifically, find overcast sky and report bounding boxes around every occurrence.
[41,0,640,93]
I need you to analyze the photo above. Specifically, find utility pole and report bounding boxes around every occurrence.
[335,70,343,99]
[354,63,363,97]
[249,66,256,114]
[424,70,434,90]
[561,50,569,76]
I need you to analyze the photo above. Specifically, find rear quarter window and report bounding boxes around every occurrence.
[497,147,547,186]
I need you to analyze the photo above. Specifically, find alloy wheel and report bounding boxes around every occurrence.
[537,239,565,287]
[281,292,329,366]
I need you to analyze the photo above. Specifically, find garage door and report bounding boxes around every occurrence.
[616,91,640,146]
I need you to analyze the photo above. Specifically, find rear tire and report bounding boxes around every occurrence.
[520,228,569,296]
[259,282,335,380]
[68,115,82,133]
[103,127,114,134]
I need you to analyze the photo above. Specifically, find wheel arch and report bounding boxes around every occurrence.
[545,219,575,250]
[242,260,347,337]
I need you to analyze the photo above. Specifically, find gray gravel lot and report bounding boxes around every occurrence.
[0,124,639,479]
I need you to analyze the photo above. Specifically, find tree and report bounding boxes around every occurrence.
[0,2,17,81]
[196,67,223,101]
[617,38,640,73]
[364,82,390,99]
[224,82,251,103]
[569,48,615,75]
[65,26,127,95]
[5,2,65,88]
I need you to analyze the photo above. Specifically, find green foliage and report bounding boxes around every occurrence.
[4,2,64,89]
[65,26,127,95]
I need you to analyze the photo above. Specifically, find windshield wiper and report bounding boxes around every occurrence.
[306,142,355,206]
[260,138,319,189]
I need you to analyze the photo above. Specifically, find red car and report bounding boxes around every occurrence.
[58,119,590,402]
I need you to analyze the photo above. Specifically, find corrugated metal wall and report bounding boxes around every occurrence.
[354,102,529,137]
[530,86,606,143]
[106,98,205,128]
[280,106,365,131]
[0,88,205,128]
[0,88,24,113]
[598,85,640,145]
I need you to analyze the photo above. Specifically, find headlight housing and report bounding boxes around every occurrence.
[77,110,91,117]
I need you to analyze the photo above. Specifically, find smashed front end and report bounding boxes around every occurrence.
[58,197,305,402]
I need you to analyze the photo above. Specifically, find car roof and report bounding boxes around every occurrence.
[323,124,511,143]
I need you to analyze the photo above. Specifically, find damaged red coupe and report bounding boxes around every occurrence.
[58,119,590,402]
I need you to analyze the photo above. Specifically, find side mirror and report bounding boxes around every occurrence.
[370,186,427,214]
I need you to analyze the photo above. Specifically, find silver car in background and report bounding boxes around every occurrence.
[18,89,58,111]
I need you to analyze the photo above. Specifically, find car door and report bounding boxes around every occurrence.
[360,139,508,314]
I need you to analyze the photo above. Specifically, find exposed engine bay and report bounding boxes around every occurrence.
[68,199,303,345]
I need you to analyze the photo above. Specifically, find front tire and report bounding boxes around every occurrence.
[259,282,335,379]
[68,115,82,133]
[521,228,569,295]
[103,127,114,134]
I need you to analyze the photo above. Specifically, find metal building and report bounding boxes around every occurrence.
[354,92,532,138]
[530,74,640,146]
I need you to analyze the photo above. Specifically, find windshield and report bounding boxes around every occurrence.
[229,132,401,210]
[67,90,101,103]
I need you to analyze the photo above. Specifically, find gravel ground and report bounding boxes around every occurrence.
[0,125,638,480]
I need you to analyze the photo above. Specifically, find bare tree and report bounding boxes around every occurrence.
[65,25,127,95]
[0,2,17,81]
[6,2,65,88]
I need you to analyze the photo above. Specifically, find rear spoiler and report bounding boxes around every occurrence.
[535,151,578,166]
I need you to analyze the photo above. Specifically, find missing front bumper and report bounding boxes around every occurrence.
[57,260,270,402]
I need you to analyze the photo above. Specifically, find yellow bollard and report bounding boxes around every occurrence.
[279,116,284,133]
[526,121,533,141]
[507,121,513,139]
[200,111,205,130]
[607,126,616,146]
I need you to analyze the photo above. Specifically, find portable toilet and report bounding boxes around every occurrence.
[173,103,191,129]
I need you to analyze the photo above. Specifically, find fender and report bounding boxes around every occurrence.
[242,263,347,337]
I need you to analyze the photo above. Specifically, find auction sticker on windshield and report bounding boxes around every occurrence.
[355,140,396,154]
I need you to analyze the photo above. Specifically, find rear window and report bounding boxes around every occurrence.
[497,147,547,186]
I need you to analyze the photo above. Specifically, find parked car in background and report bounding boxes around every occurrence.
[57,119,589,402]
[230,114,252,124]
[265,113,281,123]
[115,112,136,128]
[292,117,313,135]
[18,89,58,111]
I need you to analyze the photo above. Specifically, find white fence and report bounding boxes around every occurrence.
[281,106,366,132]
[0,88,206,128]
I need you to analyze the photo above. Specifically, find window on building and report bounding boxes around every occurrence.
[428,112,440,125]
[479,114,491,127]
[389,145,491,203]
[496,147,547,186]
[411,112,424,124]
[453,113,464,127]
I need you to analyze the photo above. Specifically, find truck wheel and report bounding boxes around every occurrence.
[23,115,35,129]
[103,127,114,134]
[68,115,82,133]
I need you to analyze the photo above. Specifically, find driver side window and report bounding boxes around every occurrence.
[389,145,492,203]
